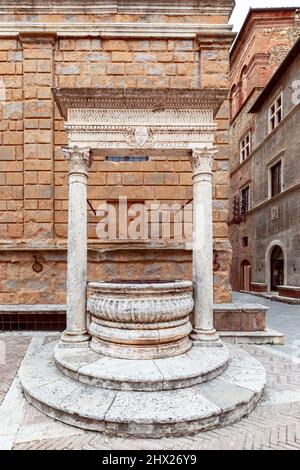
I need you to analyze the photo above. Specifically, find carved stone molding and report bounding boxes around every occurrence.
[65,108,216,150]
[53,88,228,119]
[0,23,235,40]
[0,1,235,17]
[68,108,214,126]
[189,148,218,175]
[66,127,215,151]
[62,146,92,175]
[53,89,226,153]
[88,280,194,360]
[196,30,236,50]
[55,90,225,154]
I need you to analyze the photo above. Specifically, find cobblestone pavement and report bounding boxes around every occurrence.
[0,332,299,450]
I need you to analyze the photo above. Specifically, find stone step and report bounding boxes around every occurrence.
[19,341,266,438]
[54,344,230,391]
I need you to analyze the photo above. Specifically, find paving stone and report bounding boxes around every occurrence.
[195,379,254,411]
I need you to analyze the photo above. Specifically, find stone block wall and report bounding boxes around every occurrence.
[0,2,234,305]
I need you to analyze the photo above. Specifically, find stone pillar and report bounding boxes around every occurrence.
[189,148,221,346]
[60,146,92,346]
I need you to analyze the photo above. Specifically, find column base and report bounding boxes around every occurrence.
[59,330,90,348]
[190,329,223,347]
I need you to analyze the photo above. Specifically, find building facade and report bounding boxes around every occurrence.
[249,39,300,298]
[0,1,235,313]
[229,7,300,297]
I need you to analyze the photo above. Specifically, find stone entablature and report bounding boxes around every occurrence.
[53,88,226,154]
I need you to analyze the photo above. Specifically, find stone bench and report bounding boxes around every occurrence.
[214,303,269,332]
[278,285,300,299]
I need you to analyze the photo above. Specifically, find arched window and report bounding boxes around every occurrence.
[240,66,248,104]
[230,84,238,119]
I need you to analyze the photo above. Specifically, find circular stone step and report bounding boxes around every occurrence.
[19,341,266,438]
[54,343,230,391]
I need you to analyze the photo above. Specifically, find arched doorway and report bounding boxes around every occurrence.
[241,260,251,291]
[270,245,285,291]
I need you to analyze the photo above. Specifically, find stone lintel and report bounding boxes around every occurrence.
[19,31,57,45]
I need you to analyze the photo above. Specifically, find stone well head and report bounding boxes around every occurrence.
[87,280,194,360]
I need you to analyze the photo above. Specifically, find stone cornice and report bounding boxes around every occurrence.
[0,1,235,17]
[196,30,236,50]
[0,22,234,39]
[247,182,300,216]
[230,8,299,63]
[53,88,228,120]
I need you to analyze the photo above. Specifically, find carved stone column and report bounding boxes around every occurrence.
[60,146,92,346]
[189,148,221,346]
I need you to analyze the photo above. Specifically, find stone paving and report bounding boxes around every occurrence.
[0,334,31,406]
[234,292,300,357]
[0,294,299,451]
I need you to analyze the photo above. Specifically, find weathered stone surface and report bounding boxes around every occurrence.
[20,341,265,438]
[55,343,230,391]
[0,1,234,307]
[88,280,193,359]
[219,345,267,392]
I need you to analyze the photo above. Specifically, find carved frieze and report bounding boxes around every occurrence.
[54,89,223,152]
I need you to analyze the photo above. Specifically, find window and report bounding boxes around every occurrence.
[270,161,282,198]
[106,156,148,162]
[242,236,249,248]
[241,186,250,213]
[240,132,251,162]
[269,94,283,132]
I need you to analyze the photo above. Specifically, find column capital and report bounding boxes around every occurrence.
[190,147,218,176]
[63,146,92,175]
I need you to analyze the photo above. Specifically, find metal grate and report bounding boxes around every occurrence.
[0,313,66,332]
